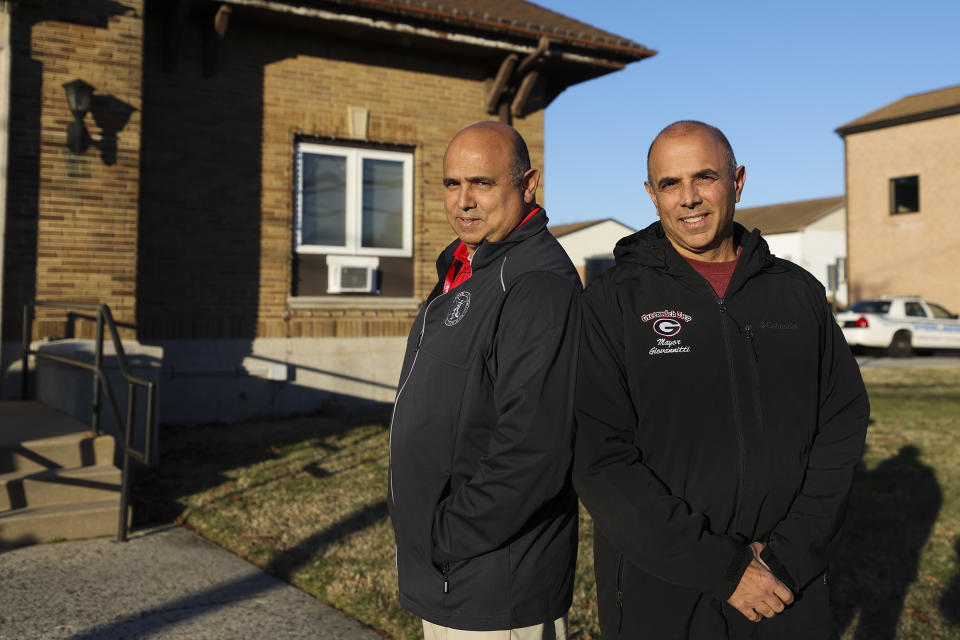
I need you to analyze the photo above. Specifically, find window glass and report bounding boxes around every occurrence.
[295,142,412,257]
[301,154,346,246]
[889,176,919,214]
[927,302,956,319]
[849,300,891,314]
[904,302,927,317]
[362,158,404,249]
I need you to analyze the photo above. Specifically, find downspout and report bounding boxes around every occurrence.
[0,1,11,398]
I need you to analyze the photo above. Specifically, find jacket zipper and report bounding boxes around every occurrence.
[388,293,445,506]
[744,324,759,363]
[743,324,765,432]
[616,554,624,633]
[718,299,747,533]
[442,562,450,593]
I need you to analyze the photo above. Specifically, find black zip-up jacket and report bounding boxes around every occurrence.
[388,209,582,631]
[573,222,869,639]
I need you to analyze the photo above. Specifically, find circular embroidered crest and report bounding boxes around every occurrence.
[444,291,471,326]
[653,318,683,337]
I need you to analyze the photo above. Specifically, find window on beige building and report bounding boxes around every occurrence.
[889,175,919,214]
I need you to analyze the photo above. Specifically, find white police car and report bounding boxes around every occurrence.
[837,296,960,356]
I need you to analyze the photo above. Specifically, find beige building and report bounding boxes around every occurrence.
[837,84,960,312]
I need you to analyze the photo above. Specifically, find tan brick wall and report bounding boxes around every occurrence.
[4,1,144,341]
[137,13,545,340]
[4,7,549,342]
[259,45,544,338]
[137,12,265,340]
[844,114,960,311]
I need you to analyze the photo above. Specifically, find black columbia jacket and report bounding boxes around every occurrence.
[388,209,582,631]
[573,222,869,639]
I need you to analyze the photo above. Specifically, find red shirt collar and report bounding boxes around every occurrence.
[444,241,472,294]
[512,206,540,233]
[442,207,541,294]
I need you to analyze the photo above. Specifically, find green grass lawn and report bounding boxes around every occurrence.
[136,366,960,639]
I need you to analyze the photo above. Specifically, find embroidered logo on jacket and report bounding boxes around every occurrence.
[445,291,471,326]
[641,309,693,323]
[653,318,683,337]
[642,309,693,355]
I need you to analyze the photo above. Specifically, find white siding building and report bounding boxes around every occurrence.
[735,196,848,306]
[550,219,636,285]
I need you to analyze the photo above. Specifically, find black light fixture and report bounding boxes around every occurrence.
[63,79,94,154]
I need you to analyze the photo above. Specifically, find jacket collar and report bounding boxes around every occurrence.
[435,207,549,277]
[614,221,775,297]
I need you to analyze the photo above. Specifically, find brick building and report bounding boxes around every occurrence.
[0,0,653,422]
[837,84,960,312]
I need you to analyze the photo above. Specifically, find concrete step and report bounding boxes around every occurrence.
[0,400,115,473]
[0,498,123,548]
[0,465,122,511]
[0,400,92,440]
[0,432,115,473]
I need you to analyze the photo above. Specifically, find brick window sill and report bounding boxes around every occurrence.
[287,296,422,311]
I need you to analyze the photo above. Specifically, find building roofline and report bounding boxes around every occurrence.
[549,217,634,238]
[735,195,844,235]
[836,83,960,137]
[836,103,960,137]
[221,0,656,63]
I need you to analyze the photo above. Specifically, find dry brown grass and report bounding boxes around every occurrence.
[138,366,960,639]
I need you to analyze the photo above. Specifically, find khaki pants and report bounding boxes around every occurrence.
[422,616,567,640]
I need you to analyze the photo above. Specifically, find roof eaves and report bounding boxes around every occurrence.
[736,197,844,234]
[332,0,655,59]
[836,104,960,136]
[549,219,604,237]
[549,217,636,237]
[222,0,656,63]
[762,207,843,234]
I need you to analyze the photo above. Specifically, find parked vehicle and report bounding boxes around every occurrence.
[837,296,960,357]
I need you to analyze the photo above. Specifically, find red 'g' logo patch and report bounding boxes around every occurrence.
[653,318,682,337]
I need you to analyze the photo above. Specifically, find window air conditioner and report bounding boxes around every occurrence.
[335,264,378,293]
[326,256,380,294]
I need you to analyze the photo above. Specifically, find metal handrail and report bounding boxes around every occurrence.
[21,301,157,542]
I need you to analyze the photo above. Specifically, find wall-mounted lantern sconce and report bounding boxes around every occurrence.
[63,79,94,154]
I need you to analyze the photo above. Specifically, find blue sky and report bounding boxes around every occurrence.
[537,0,960,228]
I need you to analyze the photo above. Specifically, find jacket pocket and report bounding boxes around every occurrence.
[441,546,511,617]
[760,570,833,637]
[393,469,452,614]
[594,534,625,638]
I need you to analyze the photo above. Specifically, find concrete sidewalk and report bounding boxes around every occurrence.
[0,525,387,640]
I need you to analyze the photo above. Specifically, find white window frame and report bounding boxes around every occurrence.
[295,141,413,257]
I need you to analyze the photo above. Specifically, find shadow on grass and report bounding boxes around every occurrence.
[942,538,960,624]
[270,500,389,581]
[132,411,390,526]
[831,445,942,639]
